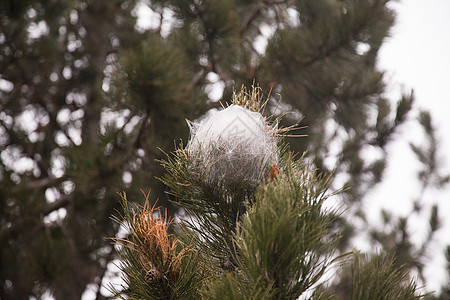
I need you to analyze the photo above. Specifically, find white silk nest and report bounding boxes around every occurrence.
[186,105,278,190]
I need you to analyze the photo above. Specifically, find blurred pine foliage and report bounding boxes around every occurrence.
[1,0,448,298]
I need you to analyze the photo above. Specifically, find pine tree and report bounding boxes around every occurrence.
[111,87,424,299]
[1,0,449,298]
[0,1,202,298]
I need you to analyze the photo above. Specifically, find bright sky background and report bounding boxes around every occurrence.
[371,0,450,292]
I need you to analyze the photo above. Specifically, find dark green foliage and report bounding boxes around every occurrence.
[120,138,348,299]
[160,144,254,265]
[349,254,422,300]
[369,109,450,286]
[207,172,338,299]
[110,36,207,141]
[0,1,142,297]
[1,0,448,298]
[318,253,424,300]
[410,110,450,189]
[117,122,423,298]
[109,194,206,300]
[0,0,202,298]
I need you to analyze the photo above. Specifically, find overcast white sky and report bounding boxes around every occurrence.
[371,0,450,292]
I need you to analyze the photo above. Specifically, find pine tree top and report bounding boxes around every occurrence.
[112,85,425,300]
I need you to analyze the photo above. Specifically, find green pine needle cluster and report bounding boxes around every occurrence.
[316,253,426,300]
[205,171,339,299]
[349,253,424,300]
[110,193,206,300]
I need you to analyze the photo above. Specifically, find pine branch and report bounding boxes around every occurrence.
[25,175,70,190]
[240,0,289,35]
[110,193,206,299]
[0,193,73,247]
[350,253,425,300]
[42,194,73,216]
